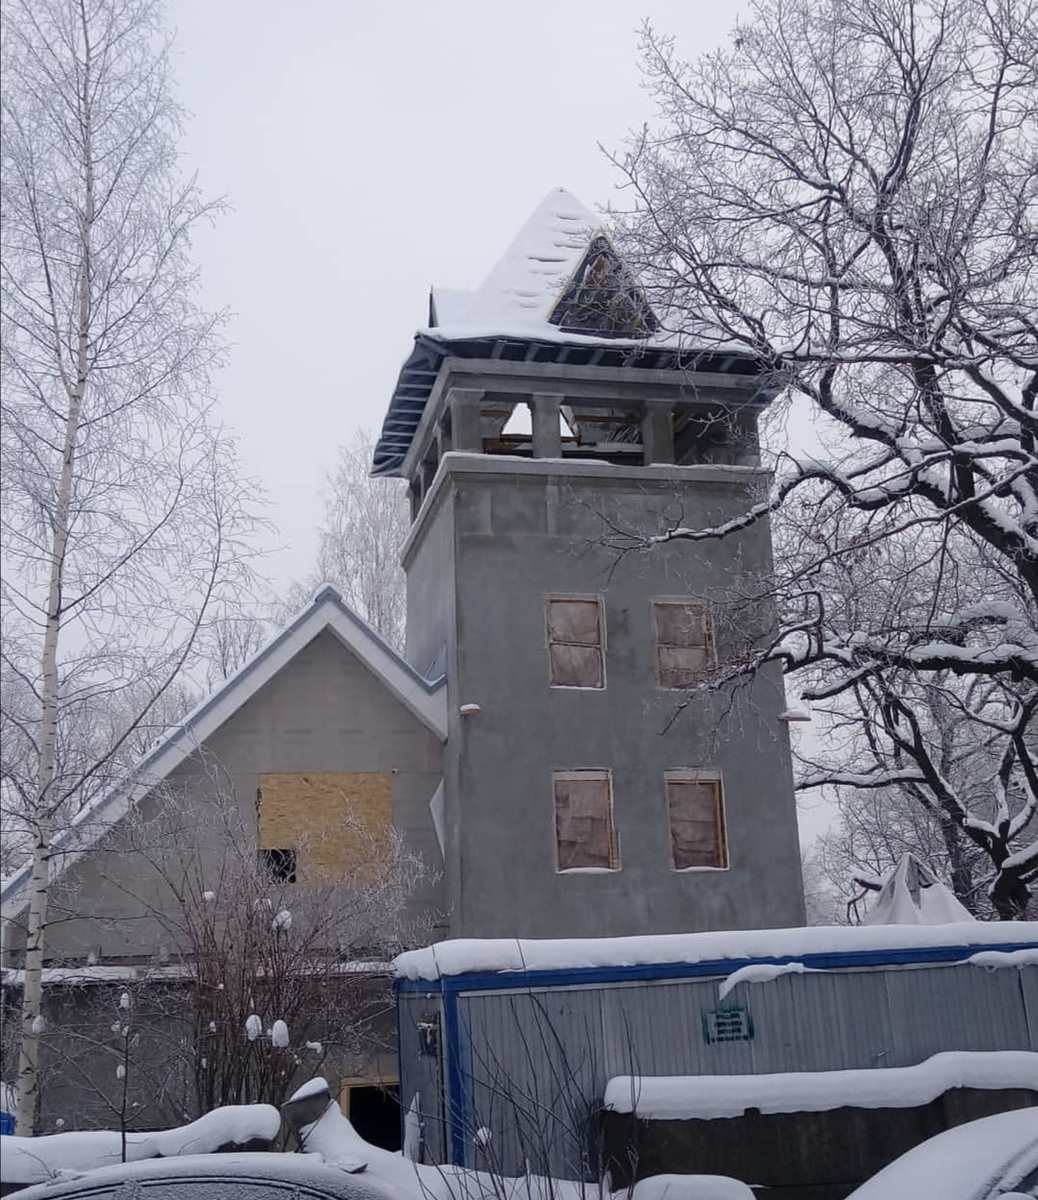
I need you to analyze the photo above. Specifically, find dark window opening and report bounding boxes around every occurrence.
[259,847,296,884]
[346,1084,401,1151]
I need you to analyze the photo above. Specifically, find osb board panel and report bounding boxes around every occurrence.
[257,772,392,883]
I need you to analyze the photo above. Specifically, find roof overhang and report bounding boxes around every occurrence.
[372,332,771,478]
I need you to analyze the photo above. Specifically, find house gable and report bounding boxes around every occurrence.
[1,587,447,924]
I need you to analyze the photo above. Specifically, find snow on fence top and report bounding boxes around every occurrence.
[393,921,1038,981]
[603,1051,1038,1120]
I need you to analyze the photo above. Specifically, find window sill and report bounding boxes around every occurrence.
[556,866,621,874]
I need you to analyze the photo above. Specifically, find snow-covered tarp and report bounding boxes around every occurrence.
[1,1104,281,1186]
[393,922,1038,981]
[864,853,975,926]
[603,1051,1038,1120]
[293,1080,755,1200]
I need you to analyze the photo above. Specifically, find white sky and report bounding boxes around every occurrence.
[166,1,831,842]
[166,0,749,585]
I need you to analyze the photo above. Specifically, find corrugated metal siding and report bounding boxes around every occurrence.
[883,964,1030,1062]
[1018,967,1038,1049]
[397,990,446,1163]
[459,987,606,1177]
[401,962,1038,1174]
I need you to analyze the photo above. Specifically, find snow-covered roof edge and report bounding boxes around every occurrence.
[393,922,1038,981]
[603,1052,1038,1119]
[1,586,447,920]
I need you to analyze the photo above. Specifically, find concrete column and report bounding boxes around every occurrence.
[531,393,563,459]
[642,404,675,464]
[449,388,484,453]
[436,411,452,457]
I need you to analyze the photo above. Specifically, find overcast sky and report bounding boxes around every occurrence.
[166,0,749,586]
[164,1,837,842]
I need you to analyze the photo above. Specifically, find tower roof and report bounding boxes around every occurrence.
[373,188,762,478]
[428,188,658,340]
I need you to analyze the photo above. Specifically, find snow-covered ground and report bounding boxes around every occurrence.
[2,1085,757,1200]
[295,1084,754,1200]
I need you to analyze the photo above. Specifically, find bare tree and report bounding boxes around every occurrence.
[609,0,1037,908]
[1,0,260,1130]
[283,429,409,650]
[87,779,432,1117]
[782,504,1036,916]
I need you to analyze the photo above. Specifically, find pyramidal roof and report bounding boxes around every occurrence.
[428,187,658,340]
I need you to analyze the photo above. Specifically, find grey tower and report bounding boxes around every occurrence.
[375,189,805,938]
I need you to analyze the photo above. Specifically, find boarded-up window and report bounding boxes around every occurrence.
[554,771,619,871]
[654,600,711,688]
[257,772,392,884]
[547,597,604,688]
[666,774,727,869]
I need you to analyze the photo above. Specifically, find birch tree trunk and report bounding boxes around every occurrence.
[1,0,261,1131]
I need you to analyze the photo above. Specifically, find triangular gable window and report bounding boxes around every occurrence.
[549,235,658,338]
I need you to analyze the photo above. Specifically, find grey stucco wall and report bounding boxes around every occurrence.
[405,456,804,939]
[37,628,445,963]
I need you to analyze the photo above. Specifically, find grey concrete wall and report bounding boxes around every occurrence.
[39,629,445,963]
[406,455,804,939]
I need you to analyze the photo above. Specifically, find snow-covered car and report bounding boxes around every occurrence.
[0,1105,282,1195]
[10,1153,404,1200]
[845,1109,1038,1200]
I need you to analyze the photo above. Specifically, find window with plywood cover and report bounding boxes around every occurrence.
[256,772,392,884]
[547,597,604,688]
[654,600,712,689]
[666,775,728,869]
[553,771,619,871]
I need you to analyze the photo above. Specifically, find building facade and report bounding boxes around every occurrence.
[2,187,808,1133]
[379,187,805,937]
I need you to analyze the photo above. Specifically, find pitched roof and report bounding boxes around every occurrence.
[374,187,763,477]
[427,187,657,340]
[0,586,447,920]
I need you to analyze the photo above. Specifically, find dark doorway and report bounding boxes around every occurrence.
[347,1084,401,1151]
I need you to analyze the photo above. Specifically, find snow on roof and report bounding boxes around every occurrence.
[427,189,607,336]
[393,922,1038,981]
[603,1051,1038,1120]
[864,853,975,926]
[0,586,447,920]
[373,189,762,478]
